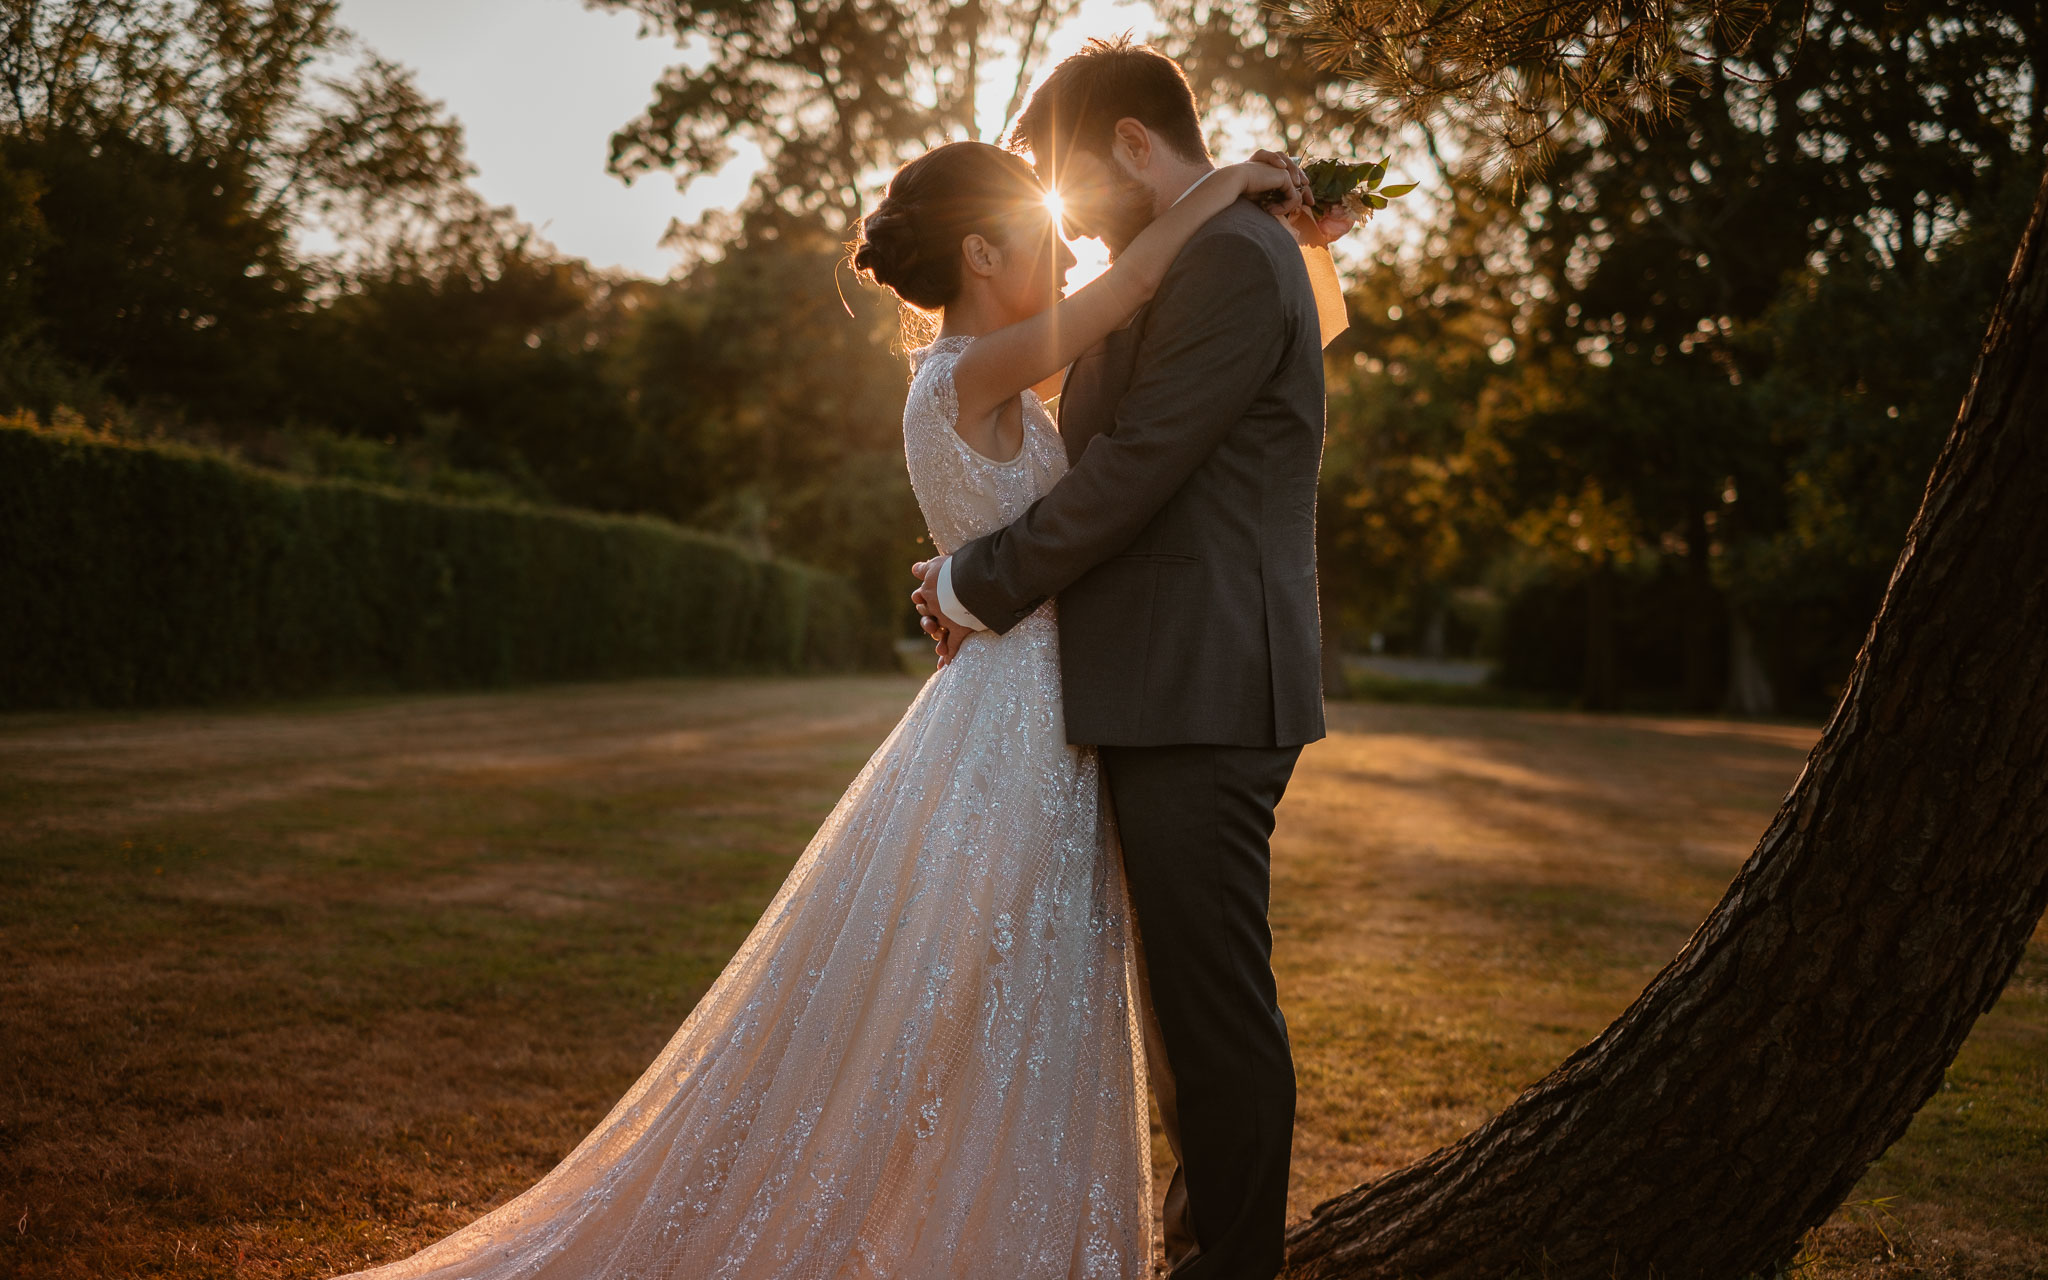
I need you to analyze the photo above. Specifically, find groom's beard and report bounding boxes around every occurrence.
[1098,170,1159,259]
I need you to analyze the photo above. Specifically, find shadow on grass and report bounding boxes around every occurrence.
[0,679,2038,1280]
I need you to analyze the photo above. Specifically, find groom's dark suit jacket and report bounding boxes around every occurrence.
[949,198,1327,748]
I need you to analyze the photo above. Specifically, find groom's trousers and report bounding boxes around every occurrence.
[1099,742,1302,1280]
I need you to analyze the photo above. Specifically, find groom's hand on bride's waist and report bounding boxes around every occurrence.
[911,556,973,666]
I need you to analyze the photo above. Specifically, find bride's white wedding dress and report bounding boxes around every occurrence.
[341,334,1153,1280]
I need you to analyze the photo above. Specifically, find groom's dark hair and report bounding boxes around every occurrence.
[1009,36,1209,170]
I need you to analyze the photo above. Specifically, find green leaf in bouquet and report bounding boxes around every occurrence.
[1254,156,1415,222]
[1302,159,1376,204]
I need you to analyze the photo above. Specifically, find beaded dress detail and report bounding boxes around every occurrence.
[338,333,1153,1280]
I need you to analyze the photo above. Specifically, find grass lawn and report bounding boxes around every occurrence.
[2,677,2040,1278]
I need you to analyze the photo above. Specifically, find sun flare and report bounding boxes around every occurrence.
[1042,188,1065,223]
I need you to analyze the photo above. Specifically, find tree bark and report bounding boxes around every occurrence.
[1285,169,2048,1279]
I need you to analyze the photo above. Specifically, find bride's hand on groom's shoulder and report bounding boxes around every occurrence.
[1238,151,1310,217]
[911,557,970,666]
[1245,148,1357,248]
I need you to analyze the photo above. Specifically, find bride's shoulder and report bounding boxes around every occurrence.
[904,334,975,420]
[908,333,975,377]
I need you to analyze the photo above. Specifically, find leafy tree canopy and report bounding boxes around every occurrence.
[590,0,1084,247]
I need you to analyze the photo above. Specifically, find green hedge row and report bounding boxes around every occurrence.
[0,421,887,709]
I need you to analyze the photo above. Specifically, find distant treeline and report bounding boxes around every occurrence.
[0,418,882,710]
[4,2,2043,717]
[0,3,925,665]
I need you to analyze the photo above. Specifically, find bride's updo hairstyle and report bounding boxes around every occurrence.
[853,140,1046,316]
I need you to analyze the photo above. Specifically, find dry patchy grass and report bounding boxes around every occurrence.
[0,680,2039,1278]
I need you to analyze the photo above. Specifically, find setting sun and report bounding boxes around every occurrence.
[1042,187,1065,223]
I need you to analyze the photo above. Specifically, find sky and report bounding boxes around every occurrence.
[331,0,1161,280]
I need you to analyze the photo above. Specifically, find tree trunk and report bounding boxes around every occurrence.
[1682,506,1721,712]
[1724,611,1776,718]
[961,2,981,139]
[1285,169,2048,1280]
[1321,601,1349,698]
[1581,561,1620,710]
[1420,599,1448,661]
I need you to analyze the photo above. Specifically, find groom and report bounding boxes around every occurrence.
[912,36,1334,1280]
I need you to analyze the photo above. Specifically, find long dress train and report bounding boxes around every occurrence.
[339,333,1153,1280]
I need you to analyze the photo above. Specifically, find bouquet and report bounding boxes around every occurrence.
[1251,158,1413,347]
[1254,157,1416,222]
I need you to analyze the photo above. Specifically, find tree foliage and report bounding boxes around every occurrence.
[590,0,1082,246]
[1271,0,1773,179]
[0,0,481,252]
[612,210,923,609]
[1172,0,2047,709]
[0,0,541,423]
[8,0,2039,675]
[0,0,936,635]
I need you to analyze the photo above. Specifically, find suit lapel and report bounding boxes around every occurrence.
[1056,356,1098,466]
[1059,310,1148,466]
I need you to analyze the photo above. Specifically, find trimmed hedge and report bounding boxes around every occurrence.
[0,421,886,709]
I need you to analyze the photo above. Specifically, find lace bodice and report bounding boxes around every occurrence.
[903,335,1067,554]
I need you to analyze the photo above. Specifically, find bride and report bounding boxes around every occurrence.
[337,140,1308,1280]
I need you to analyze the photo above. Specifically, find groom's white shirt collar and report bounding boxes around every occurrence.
[934,168,1223,635]
[1173,169,1219,206]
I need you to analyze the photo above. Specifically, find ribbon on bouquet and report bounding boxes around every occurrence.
[1302,243,1349,349]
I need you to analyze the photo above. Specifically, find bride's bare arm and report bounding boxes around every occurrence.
[950,159,1301,426]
